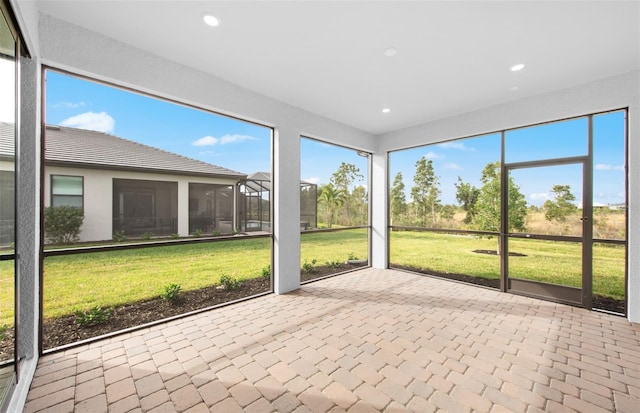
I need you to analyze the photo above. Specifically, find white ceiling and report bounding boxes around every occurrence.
[34,1,640,135]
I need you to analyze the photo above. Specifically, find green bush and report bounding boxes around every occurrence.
[0,324,9,341]
[113,230,127,242]
[75,306,113,326]
[302,259,317,273]
[192,229,203,237]
[160,283,182,302]
[44,206,85,244]
[170,233,179,239]
[325,260,342,269]
[347,252,359,261]
[219,274,242,291]
[261,265,271,278]
[141,232,153,241]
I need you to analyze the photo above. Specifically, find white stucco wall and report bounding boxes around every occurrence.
[44,166,239,242]
[374,71,640,323]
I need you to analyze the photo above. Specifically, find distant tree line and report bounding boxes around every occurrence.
[390,158,580,235]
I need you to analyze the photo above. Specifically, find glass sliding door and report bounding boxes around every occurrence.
[0,4,17,408]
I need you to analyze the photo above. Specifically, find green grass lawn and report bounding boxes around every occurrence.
[389,230,625,300]
[301,229,369,265]
[0,230,370,326]
[0,228,626,326]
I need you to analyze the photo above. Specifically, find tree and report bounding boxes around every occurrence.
[318,183,346,228]
[44,206,85,244]
[454,177,479,224]
[389,172,407,226]
[439,204,456,223]
[543,184,577,234]
[330,162,363,225]
[350,185,368,226]
[411,156,440,226]
[473,162,527,251]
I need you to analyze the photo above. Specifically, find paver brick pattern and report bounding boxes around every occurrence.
[25,268,640,412]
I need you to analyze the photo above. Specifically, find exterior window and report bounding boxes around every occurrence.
[113,178,177,237]
[189,183,234,235]
[51,175,83,208]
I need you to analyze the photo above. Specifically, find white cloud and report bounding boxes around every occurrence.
[52,101,86,109]
[424,151,443,160]
[193,136,219,146]
[303,177,320,184]
[193,134,256,146]
[444,163,462,170]
[594,163,624,171]
[60,111,115,133]
[437,141,475,151]
[530,192,549,201]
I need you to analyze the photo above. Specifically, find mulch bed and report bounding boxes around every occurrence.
[0,263,367,359]
[392,263,626,314]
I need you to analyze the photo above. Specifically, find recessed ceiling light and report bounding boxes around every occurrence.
[384,48,397,57]
[203,13,220,27]
[382,108,391,113]
[510,63,525,72]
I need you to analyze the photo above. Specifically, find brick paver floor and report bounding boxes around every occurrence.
[25,268,640,412]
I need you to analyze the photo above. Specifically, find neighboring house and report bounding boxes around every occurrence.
[0,123,15,245]
[0,123,318,243]
[42,124,247,242]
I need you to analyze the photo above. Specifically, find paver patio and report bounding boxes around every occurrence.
[25,268,640,412]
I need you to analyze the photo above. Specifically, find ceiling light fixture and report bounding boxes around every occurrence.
[203,13,220,27]
[382,108,391,113]
[384,47,397,57]
[510,63,525,72]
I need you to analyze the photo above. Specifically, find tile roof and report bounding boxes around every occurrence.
[0,123,246,178]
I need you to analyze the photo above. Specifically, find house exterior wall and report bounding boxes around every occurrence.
[44,165,239,242]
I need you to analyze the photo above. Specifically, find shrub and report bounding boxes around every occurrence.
[347,252,359,261]
[219,274,242,291]
[170,233,179,239]
[212,230,221,236]
[44,206,84,244]
[141,232,153,241]
[302,259,317,274]
[113,230,127,242]
[261,265,271,278]
[160,283,182,303]
[75,306,113,326]
[325,260,342,269]
[0,324,8,341]
[192,229,203,237]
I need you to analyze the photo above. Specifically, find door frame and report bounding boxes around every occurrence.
[500,156,593,308]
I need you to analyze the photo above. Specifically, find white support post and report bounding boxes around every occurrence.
[272,126,301,294]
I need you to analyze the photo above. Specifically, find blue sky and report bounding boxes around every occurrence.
[45,70,368,185]
[390,111,626,207]
[45,71,272,176]
[46,70,623,205]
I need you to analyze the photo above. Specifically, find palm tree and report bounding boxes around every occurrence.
[318,183,346,228]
